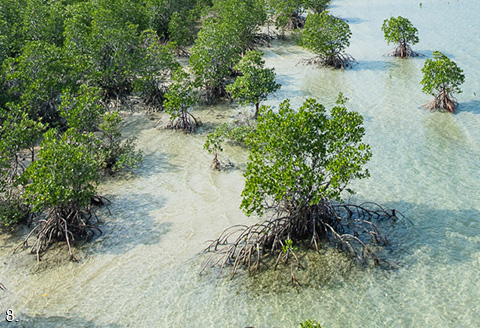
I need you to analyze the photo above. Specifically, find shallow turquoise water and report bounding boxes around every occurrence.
[1,1,480,327]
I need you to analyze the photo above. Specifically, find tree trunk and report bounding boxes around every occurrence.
[254,102,260,119]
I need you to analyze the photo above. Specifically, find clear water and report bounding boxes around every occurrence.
[1,0,480,327]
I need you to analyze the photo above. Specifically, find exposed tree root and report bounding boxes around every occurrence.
[1,154,32,226]
[210,154,235,171]
[211,154,221,171]
[2,153,27,188]
[244,33,274,52]
[143,89,167,113]
[287,12,306,30]
[385,43,422,58]
[202,201,406,277]
[15,208,102,262]
[175,47,191,57]
[254,33,274,45]
[90,195,111,208]
[200,85,230,105]
[164,111,202,133]
[423,91,458,113]
[301,53,356,70]
[274,12,305,39]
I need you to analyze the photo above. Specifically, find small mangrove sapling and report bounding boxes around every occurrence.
[421,51,465,112]
[163,69,201,132]
[226,50,281,119]
[382,16,421,58]
[301,11,354,69]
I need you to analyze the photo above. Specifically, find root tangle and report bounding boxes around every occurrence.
[202,201,407,276]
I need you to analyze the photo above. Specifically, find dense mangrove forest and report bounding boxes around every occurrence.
[1,0,479,327]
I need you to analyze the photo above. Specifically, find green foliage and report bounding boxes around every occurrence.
[268,0,304,30]
[59,84,105,132]
[211,0,267,48]
[2,41,73,124]
[204,120,255,169]
[61,87,143,173]
[0,105,44,187]
[0,0,70,54]
[147,0,198,38]
[132,30,180,110]
[302,12,351,60]
[20,125,106,259]
[163,68,202,132]
[241,95,371,216]
[421,51,465,98]
[97,112,143,173]
[282,238,296,253]
[2,0,185,116]
[21,0,67,47]
[23,128,99,213]
[0,20,9,64]
[0,0,26,57]
[0,0,26,62]
[0,106,44,226]
[226,50,281,118]
[204,97,400,275]
[304,0,331,14]
[0,105,44,166]
[204,121,254,156]
[0,0,159,237]
[268,0,330,30]
[420,51,465,112]
[92,0,150,33]
[204,123,228,155]
[64,4,177,104]
[299,319,323,328]
[190,0,268,103]
[167,11,196,53]
[133,30,180,110]
[63,1,95,56]
[87,23,142,100]
[164,69,197,118]
[0,196,28,227]
[382,16,419,46]
[190,18,242,103]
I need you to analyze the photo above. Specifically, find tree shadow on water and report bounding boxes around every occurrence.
[343,17,368,24]
[87,193,171,256]
[415,49,454,59]
[457,99,480,114]
[354,60,398,72]
[370,200,480,268]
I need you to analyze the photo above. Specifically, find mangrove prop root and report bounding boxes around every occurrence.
[202,201,407,276]
[210,154,235,171]
[91,195,111,207]
[301,53,356,70]
[15,207,102,262]
[253,33,273,47]
[422,91,458,113]
[175,47,190,58]
[243,33,274,53]
[165,111,202,133]
[385,43,422,58]
[285,12,306,30]
[211,154,221,171]
[203,85,229,105]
